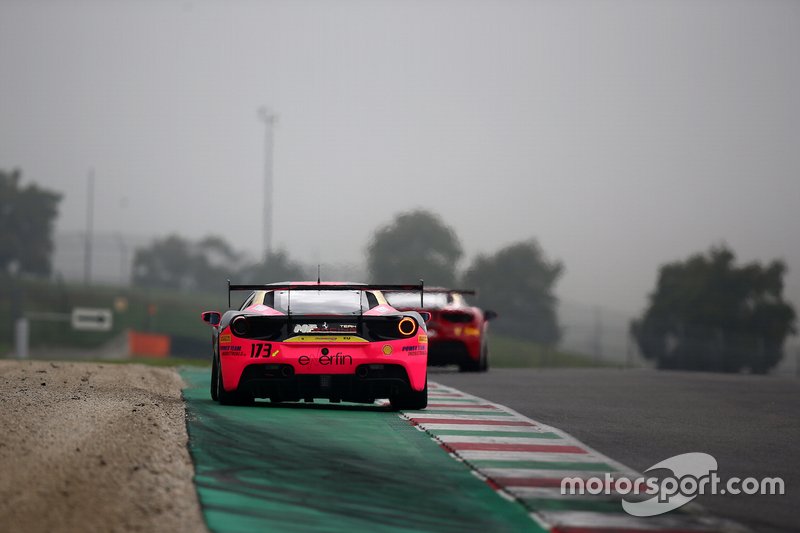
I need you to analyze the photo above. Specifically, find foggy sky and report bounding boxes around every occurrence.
[1,0,799,314]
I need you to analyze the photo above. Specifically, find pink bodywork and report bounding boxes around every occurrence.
[207,285,428,393]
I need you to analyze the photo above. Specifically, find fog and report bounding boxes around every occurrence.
[1,0,799,317]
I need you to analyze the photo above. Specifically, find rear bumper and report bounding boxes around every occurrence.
[428,339,481,366]
[219,335,427,395]
[236,363,413,402]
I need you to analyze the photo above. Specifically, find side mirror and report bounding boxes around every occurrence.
[483,310,498,321]
[418,311,432,324]
[201,311,221,326]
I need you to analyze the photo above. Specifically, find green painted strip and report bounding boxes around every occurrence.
[181,369,544,533]
[432,430,562,439]
[521,498,624,514]
[416,409,514,416]
[468,460,615,471]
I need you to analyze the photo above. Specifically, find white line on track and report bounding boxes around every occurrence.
[436,436,568,445]
[478,468,630,479]
[415,424,549,433]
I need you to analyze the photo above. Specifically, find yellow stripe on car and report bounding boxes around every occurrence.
[284,335,369,343]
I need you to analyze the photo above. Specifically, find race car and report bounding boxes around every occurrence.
[200,281,430,409]
[384,288,496,372]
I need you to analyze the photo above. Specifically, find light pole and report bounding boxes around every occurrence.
[84,168,95,285]
[258,107,277,261]
[114,232,128,285]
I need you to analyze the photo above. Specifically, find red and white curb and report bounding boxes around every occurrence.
[400,382,749,533]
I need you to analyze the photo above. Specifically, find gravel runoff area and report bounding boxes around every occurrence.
[0,360,207,533]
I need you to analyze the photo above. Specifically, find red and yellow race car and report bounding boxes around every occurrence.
[384,289,496,372]
[201,282,429,409]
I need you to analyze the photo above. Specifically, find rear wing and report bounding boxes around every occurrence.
[227,280,425,309]
[383,288,476,295]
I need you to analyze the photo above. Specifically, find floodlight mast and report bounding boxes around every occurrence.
[258,107,277,261]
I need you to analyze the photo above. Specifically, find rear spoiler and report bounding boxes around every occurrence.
[227,280,425,309]
[382,288,476,295]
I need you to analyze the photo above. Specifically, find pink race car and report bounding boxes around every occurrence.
[201,282,429,409]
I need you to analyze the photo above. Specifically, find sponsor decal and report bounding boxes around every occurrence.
[220,334,232,343]
[297,352,353,366]
[293,322,358,334]
[401,345,427,355]
[285,335,368,343]
[418,335,428,344]
[220,345,244,356]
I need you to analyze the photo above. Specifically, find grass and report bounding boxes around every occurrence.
[489,335,610,368]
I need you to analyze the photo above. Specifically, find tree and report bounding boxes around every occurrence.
[367,210,462,286]
[631,246,796,373]
[237,250,307,284]
[194,236,243,290]
[0,169,62,277]
[133,235,308,293]
[463,240,563,344]
[132,234,240,292]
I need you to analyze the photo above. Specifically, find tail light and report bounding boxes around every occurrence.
[397,317,418,337]
[230,316,285,340]
[231,316,249,336]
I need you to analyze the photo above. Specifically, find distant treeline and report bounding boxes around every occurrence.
[2,168,796,372]
[130,209,565,346]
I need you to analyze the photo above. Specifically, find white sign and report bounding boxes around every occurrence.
[71,307,113,332]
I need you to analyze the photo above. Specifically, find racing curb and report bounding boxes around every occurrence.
[398,383,751,533]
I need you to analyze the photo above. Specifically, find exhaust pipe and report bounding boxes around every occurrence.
[280,366,293,378]
[356,366,369,378]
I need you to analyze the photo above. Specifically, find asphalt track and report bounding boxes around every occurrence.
[181,368,776,533]
[181,369,538,533]
[431,368,799,533]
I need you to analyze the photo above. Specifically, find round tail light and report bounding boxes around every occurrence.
[231,316,249,337]
[398,317,417,337]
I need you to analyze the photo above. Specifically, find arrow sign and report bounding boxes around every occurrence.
[71,308,113,332]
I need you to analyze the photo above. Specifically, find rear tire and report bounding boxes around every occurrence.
[478,342,489,372]
[460,342,489,373]
[390,379,428,410]
[210,352,219,401]
[215,355,253,406]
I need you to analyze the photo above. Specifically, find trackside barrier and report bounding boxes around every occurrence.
[14,318,29,359]
[128,331,170,358]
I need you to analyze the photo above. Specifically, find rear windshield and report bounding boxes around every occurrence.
[385,292,450,310]
[265,290,377,315]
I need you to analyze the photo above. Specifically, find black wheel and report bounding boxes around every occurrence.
[390,379,428,410]
[478,342,489,372]
[210,353,219,401]
[215,355,253,406]
[460,342,489,373]
[459,356,481,372]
